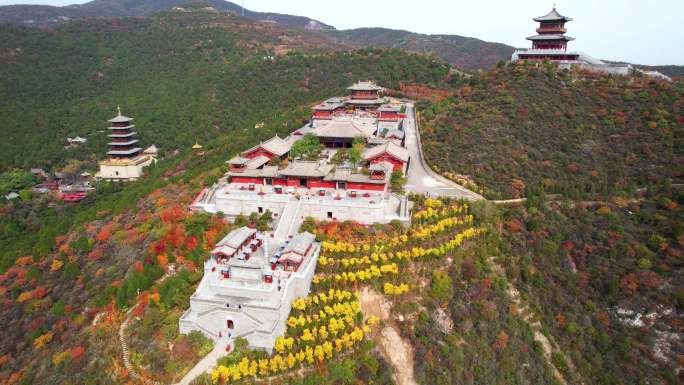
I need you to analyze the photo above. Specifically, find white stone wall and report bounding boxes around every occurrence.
[179,244,320,353]
[297,200,389,224]
[214,194,395,225]
[215,196,287,217]
[96,157,154,181]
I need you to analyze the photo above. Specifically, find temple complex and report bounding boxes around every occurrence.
[179,227,320,352]
[218,81,411,195]
[182,82,413,352]
[95,107,157,181]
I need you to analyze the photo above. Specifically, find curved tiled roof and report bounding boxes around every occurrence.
[216,227,256,250]
[363,141,410,163]
[282,232,315,258]
[107,147,142,156]
[108,111,134,123]
[245,156,270,169]
[313,119,376,139]
[533,7,573,22]
[243,135,291,157]
[227,155,249,165]
[347,81,384,92]
[527,34,575,41]
[279,161,333,178]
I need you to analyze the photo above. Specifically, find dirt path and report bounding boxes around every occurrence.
[119,306,162,385]
[118,268,177,385]
[357,287,418,385]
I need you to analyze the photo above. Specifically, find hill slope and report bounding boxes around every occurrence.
[419,63,683,385]
[0,0,334,30]
[420,62,683,200]
[328,27,515,70]
[0,9,346,170]
[0,11,455,384]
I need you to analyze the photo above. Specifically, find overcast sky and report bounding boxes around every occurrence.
[1,0,682,65]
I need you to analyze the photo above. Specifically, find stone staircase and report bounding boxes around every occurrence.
[119,308,162,385]
[274,198,300,241]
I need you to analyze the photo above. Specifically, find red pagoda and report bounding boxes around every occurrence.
[513,6,580,62]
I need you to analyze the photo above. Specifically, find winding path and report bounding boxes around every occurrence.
[174,342,228,385]
[403,104,484,201]
[119,306,162,385]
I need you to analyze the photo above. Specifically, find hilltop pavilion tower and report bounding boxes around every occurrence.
[95,107,156,181]
[512,6,580,62]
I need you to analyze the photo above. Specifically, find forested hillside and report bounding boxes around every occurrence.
[0,9,448,171]
[420,61,683,200]
[496,186,683,385]
[0,9,455,384]
[418,62,683,385]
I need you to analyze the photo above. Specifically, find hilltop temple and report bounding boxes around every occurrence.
[194,80,411,225]
[95,107,157,181]
[182,81,412,352]
[511,7,632,75]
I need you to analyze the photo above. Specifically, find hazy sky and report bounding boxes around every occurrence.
[1,0,682,65]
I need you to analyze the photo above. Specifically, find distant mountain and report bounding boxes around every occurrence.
[328,27,515,70]
[0,0,335,30]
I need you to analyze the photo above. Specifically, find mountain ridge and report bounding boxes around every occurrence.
[0,0,335,30]
[327,27,516,71]
[4,0,681,74]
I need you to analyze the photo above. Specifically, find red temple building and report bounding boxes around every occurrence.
[512,7,580,62]
[241,135,291,160]
[310,81,391,125]
[227,135,291,174]
[377,104,402,121]
[312,98,346,120]
[226,159,390,192]
[345,81,385,111]
[363,141,410,173]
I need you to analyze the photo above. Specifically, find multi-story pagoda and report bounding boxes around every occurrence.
[107,106,142,159]
[512,6,580,62]
[95,107,157,181]
[511,7,663,78]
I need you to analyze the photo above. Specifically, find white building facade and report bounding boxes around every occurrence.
[179,228,320,352]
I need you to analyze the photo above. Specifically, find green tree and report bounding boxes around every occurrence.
[430,271,452,302]
[348,137,365,166]
[331,148,348,165]
[290,133,323,160]
[390,170,407,194]
[0,169,38,196]
[329,359,357,384]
